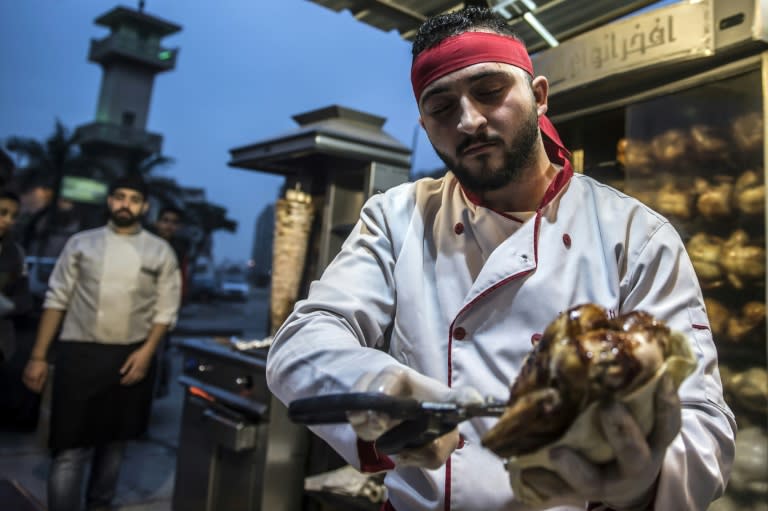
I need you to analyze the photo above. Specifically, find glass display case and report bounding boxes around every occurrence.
[546,15,766,508]
[623,66,766,511]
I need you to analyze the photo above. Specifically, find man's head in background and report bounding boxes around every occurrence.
[0,190,21,239]
[107,174,149,229]
[155,206,183,241]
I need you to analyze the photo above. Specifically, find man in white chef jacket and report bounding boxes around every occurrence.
[267,6,736,511]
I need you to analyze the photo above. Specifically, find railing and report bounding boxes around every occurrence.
[89,35,178,70]
[76,122,163,154]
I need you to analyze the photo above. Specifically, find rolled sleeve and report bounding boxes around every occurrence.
[43,238,80,311]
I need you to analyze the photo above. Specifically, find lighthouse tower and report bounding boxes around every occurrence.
[75,4,181,175]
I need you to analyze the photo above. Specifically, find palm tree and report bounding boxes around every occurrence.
[7,121,238,263]
[124,153,187,213]
[7,119,113,194]
[184,201,237,262]
[6,119,110,255]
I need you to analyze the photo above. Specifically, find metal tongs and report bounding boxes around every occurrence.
[289,392,507,454]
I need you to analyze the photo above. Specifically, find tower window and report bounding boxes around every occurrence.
[122,111,135,127]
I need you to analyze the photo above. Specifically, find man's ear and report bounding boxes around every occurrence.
[141,202,150,215]
[418,116,425,129]
[532,76,549,117]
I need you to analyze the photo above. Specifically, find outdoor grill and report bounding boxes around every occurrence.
[172,337,275,511]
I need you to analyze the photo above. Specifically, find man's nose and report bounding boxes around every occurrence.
[457,97,486,135]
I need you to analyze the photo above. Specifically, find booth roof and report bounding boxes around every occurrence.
[308,0,660,54]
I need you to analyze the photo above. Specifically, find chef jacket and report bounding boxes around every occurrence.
[267,169,736,511]
[44,223,181,344]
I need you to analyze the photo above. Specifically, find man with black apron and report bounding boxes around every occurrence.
[22,174,181,511]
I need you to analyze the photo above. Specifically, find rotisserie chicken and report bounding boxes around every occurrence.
[734,170,765,216]
[623,139,654,174]
[481,304,695,505]
[652,129,690,166]
[656,182,694,219]
[727,302,766,343]
[731,111,762,153]
[690,124,729,160]
[695,178,733,220]
[721,230,766,289]
[686,233,726,288]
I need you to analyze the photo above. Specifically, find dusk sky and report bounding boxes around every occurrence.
[0,0,440,262]
[0,1,674,262]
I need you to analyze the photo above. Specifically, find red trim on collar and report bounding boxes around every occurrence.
[539,162,573,211]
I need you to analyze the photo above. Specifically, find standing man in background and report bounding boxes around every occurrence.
[0,189,31,363]
[22,174,181,511]
[152,205,188,301]
[150,205,188,398]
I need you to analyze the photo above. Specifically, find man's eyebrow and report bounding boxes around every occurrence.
[420,70,513,106]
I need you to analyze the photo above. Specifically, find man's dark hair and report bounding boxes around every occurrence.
[0,189,21,206]
[158,205,184,222]
[412,6,519,59]
[108,173,148,199]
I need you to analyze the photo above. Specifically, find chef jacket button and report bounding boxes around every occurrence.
[562,233,572,248]
[531,333,542,345]
[453,327,467,340]
[454,222,464,235]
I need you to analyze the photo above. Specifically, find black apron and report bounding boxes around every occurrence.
[49,340,156,451]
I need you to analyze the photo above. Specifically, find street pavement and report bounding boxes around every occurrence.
[0,287,270,511]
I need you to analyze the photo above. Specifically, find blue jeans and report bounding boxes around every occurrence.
[48,442,125,511]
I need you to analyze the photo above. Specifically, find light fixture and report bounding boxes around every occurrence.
[488,0,560,47]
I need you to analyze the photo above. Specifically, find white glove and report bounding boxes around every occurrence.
[348,366,482,469]
[519,372,681,509]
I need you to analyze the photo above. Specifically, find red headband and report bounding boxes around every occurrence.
[411,32,533,101]
[411,31,569,165]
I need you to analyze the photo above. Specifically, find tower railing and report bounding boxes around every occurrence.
[89,34,178,70]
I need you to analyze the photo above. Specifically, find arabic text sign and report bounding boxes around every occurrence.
[532,1,713,94]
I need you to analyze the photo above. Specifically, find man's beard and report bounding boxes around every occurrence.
[434,101,540,195]
[110,208,140,228]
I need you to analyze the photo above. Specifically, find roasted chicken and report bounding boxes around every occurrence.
[656,182,694,219]
[690,124,728,160]
[695,178,733,220]
[482,304,686,458]
[652,129,690,166]
[721,230,766,289]
[734,170,765,216]
[731,112,762,153]
[686,233,726,288]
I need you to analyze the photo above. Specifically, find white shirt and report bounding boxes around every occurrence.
[44,223,181,343]
[267,170,736,511]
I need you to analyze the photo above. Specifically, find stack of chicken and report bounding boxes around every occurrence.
[270,185,315,335]
[482,304,696,505]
